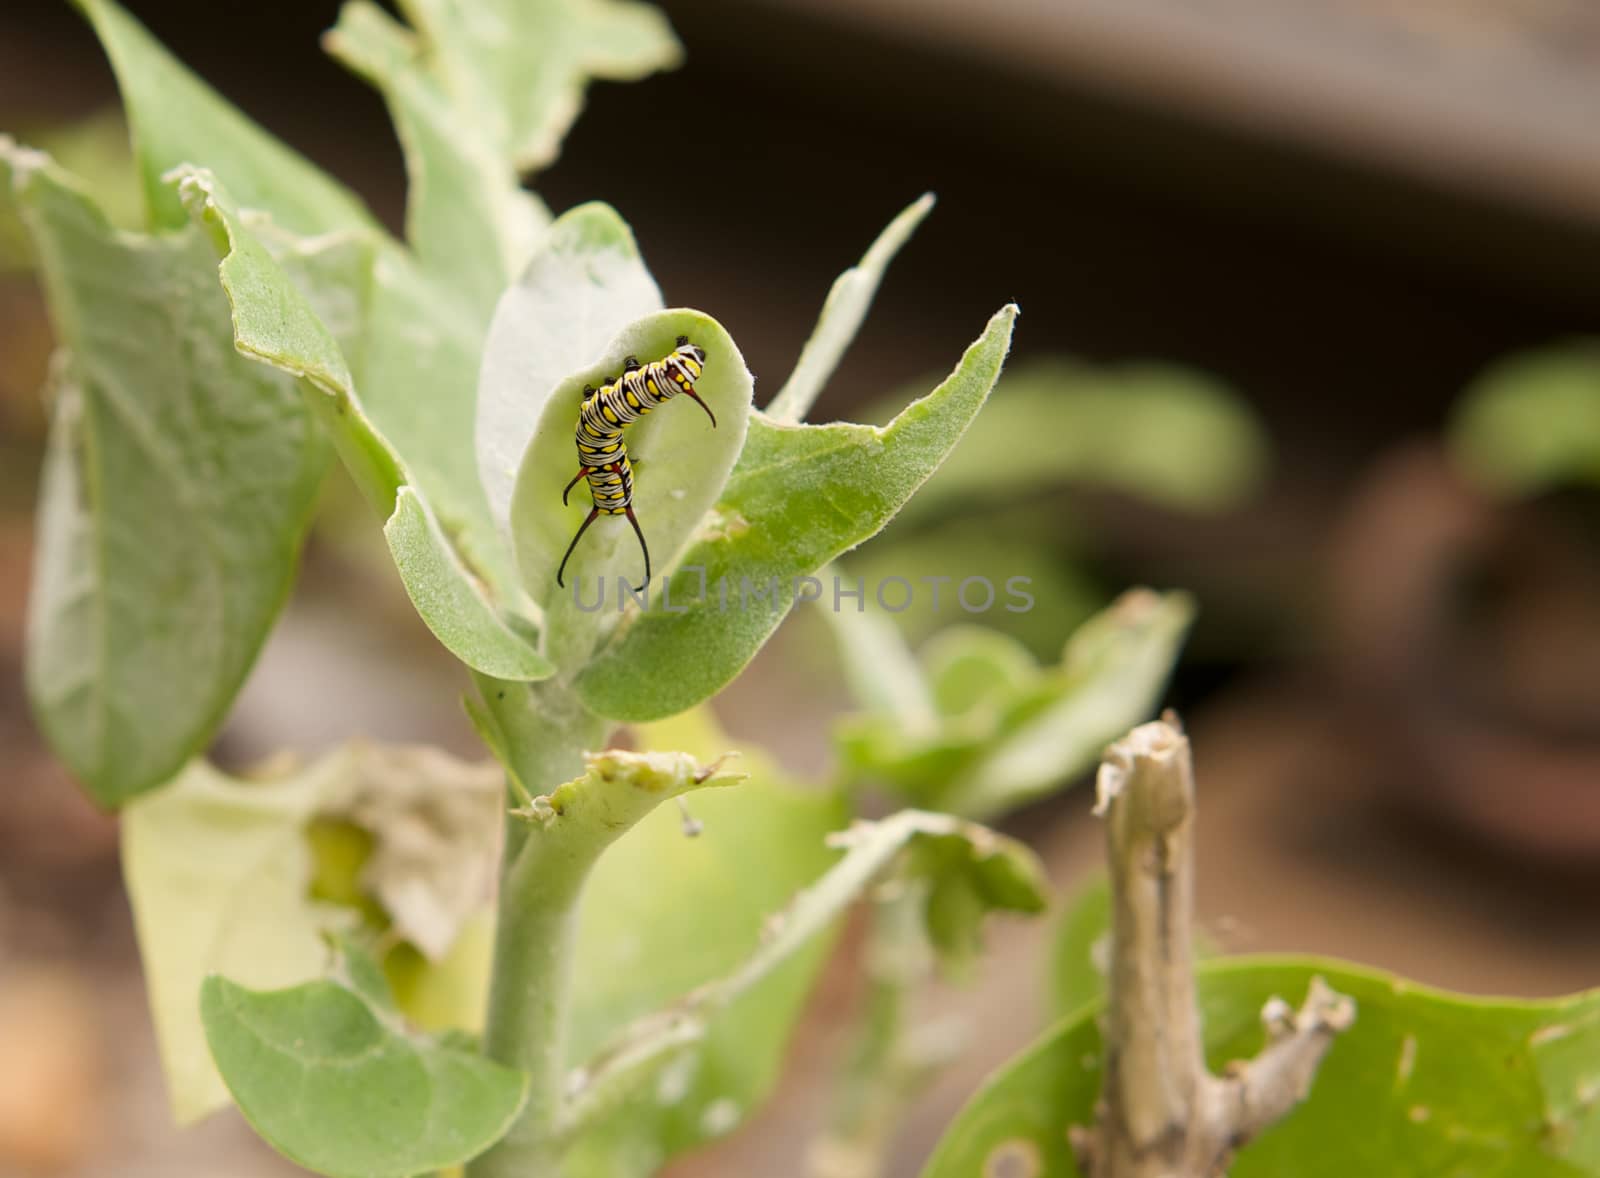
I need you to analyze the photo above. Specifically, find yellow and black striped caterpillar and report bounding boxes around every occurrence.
[557,336,715,590]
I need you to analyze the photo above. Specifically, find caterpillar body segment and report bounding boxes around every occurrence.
[556,337,713,590]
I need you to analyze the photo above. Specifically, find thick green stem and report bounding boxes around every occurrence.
[466,676,605,1178]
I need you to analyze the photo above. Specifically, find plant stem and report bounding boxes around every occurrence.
[1073,715,1354,1177]
[807,885,954,1178]
[467,677,606,1178]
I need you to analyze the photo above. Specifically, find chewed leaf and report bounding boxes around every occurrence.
[123,744,506,1124]
[509,309,752,669]
[924,957,1600,1178]
[477,202,664,536]
[8,144,328,805]
[575,304,1017,723]
[178,169,552,681]
[202,970,527,1178]
[122,759,353,1122]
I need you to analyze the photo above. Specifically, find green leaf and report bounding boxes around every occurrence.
[559,708,847,1175]
[176,168,553,681]
[1,109,141,269]
[123,745,504,1124]
[325,0,549,319]
[8,144,328,805]
[385,488,555,681]
[765,194,934,424]
[563,778,1045,1175]
[884,357,1269,524]
[121,759,356,1123]
[73,0,376,234]
[477,202,663,537]
[834,589,1194,821]
[923,957,1600,1178]
[576,303,1019,722]
[509,308,753,669]
[395,0,682,172]
[202,964,527,1178]
[1448,341,1600,496]
[938,588,1194,819]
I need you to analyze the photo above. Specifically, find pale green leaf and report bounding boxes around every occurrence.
[559,708,847,1174]
[923,958,1600,1178]
[124,745,505,1124]
[1448,342,1600,496]
[8,145,327,805]
[73,0,376,234]
[576,304,1019,722]
[176,169,553,680]
[509,308,753,669]
[766,194,934,424]
[385,488,554,681]
[122,759,355,1122]
[395,0,682,172]
[834,589,1194,820]
[202,963,527,1178]
[940,588,1194,819]
[476,202,663,536]
[815,567,938,738]
[564,782,1045,1175]
[325,0,549,319]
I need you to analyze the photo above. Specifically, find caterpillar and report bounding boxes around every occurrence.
[557,336,715,590]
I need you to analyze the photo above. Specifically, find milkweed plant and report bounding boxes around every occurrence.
[6,3,1600,1178]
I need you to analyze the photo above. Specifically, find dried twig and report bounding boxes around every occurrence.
[1072,715,1355,1177]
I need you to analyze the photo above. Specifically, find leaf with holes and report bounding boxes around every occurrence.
[924,958,1600,1178]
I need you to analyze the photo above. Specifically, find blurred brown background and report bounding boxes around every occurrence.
[3,1,1600,1174]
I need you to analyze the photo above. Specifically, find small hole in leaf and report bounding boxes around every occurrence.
[985,1138,1041,1178]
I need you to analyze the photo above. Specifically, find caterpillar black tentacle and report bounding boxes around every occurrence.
[555,338,712,591]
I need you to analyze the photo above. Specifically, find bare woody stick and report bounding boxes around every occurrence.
[1071,715,1355,1178]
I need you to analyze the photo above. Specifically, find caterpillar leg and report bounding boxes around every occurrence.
[561,467,586,506]
[624,506,651,591]
[556,507,602,588]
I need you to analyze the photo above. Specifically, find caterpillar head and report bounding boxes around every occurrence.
[675,335,707,365]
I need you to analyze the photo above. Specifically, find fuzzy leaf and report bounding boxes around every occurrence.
[325,0,549,319]
[8,145,327,805]
[73,0,375,234]
[765,194,934,424]
[509,308,753,669]
[395,0,682,172]
[177,169,553,681]
[564,797,1045,1175]
[559,709,847,1174]
[202,965,527,1178]
[924,958,1600,1178]
[576,303,1018,722]
[477,202,662,536]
